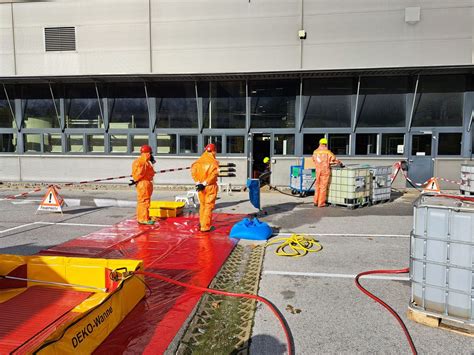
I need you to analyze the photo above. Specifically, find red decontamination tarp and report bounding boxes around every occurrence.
[39,213,243,354]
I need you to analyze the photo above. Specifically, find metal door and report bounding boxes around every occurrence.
[248,132,271,179]
[408,133,434,185]
[247,133,253,179]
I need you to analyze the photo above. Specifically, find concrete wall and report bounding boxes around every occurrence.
[434,158,468,190]
[0,155,468,191]
[5,0,150,76]
[303,0,474,69]
[0,4,15,76]
[151,0,301,73]
[1,0,473,77]
[0,154,248,187]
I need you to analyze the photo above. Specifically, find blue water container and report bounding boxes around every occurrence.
[229,218,273,240]
[247,178,261,210]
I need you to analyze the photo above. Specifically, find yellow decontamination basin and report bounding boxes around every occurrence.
[149,201,185,218]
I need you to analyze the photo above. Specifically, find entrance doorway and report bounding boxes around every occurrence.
[408,133,434,185]
[251,133,271,179]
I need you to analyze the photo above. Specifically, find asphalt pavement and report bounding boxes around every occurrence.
[0,186,471,354]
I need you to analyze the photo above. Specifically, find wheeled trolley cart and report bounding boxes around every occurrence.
[290,164,316,197]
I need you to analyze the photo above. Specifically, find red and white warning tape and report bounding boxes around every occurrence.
[64,175,131,187]
[1,166,192,201]
[437,177,462,186]
[155,166,191,174]
[391,161,462,191]
[1,186,44,201]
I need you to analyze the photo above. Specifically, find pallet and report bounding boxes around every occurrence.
[328,197,370,209]
[460,189,474,197]
[369,199,391,205]
[407,307,474,337]
[328,202,369,210]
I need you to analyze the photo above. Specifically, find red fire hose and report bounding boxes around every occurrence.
[355,268,417,355]
[134,270,293,355]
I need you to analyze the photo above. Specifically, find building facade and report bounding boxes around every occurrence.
[1,0,473,188]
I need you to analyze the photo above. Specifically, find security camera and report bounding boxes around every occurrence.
[298,30,307,39]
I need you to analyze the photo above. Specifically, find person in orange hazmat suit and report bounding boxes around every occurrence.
[191,143,219,232]
[131,144,156,225]
[312,137,342,207]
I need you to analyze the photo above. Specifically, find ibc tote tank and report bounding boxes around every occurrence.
[410,195,474,326]
[460,163,474,196]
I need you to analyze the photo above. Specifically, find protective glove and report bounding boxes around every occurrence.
[150,154,156,165]
[129,179,137,186]
[195,183,205,192]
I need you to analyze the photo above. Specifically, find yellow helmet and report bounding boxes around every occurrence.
[263,157,270,164]
[319,137,328,145]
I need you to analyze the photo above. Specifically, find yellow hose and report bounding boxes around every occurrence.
[266,234,322,257]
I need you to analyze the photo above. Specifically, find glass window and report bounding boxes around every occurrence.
[381,133,404,155]
[199,81,246,129]
[355,134,377,155]
[204,135,222,153]
[110,134,128,153]
[411,134,432,156]
[250,80,298,128]
[22,84,61,129]
[227,136,245,154]
[43,133,62,153]
[274,134,295,155]
[303,134,325,155]
[438,133,462,155]
[86,134,105,153]
[157,134,176,154]
[24,134,42,152]
[152,82,198,129]
[0,85,16,129]
[179,135,198,154]
[0,133,17,152]
[66,134,84,153]
[65,84,103,128]
[303,78,353,128]
[357,77,408,127]
[328,134,349,155]
[108,83,149,129]
[412,75,465,127]
[132,135,150,153]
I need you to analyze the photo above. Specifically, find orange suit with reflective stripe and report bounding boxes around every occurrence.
[312,145,340,207]
[191,151,219,232]
[132,153,155,223]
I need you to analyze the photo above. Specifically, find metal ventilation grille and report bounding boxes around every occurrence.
[44,27,76,52]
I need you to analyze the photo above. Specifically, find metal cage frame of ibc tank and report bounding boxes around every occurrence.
[368,165,392,204]
[327,166,371,209]
[460,164,474,197]
[409,194,474,329]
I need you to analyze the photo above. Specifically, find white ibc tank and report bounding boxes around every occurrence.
[410,195,474,324]
[460,164,474,194]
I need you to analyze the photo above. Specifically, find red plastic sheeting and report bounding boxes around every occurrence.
[40,213,242,354]
[0,286,91,354]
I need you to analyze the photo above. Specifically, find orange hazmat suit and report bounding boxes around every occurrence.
[312,145,340,207]
[191,151,219,232]
[132,152,155,223]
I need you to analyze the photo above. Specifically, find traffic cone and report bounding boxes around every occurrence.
[422,177,440,194]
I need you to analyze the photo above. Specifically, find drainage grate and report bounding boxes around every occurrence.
[176,242,265,355]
